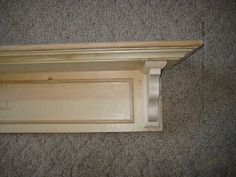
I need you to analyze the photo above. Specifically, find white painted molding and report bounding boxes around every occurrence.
[0,40,202,133]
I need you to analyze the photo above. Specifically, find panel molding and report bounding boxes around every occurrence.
[0,78,134,124]
[0,41,203,133]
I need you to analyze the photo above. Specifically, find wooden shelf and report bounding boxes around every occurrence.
[0,40,202,133]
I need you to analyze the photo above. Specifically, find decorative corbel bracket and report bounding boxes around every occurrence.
[0,40,202,133]
[143,61,167,130]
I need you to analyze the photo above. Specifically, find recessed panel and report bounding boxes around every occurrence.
[0,79,133,124]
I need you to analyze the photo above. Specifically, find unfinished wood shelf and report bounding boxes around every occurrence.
[0,40,203,133]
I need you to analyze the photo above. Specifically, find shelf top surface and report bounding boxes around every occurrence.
[0,40,203,52]
[0,40,203,67]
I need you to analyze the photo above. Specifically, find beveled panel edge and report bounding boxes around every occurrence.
[0,78,134,124]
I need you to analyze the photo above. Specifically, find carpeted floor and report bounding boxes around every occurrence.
[0,0,235,176]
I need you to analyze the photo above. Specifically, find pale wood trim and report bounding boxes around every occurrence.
[0,40,203,65]
[0,78,134,124]
[142,61,167,129]
[0,40,203,133]
[0,40,203,52]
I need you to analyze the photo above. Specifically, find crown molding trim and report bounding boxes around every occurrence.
[0,40,202,133]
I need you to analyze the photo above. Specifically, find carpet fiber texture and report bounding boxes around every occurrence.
[0,0,235,176]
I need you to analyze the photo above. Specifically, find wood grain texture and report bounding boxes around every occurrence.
[0,40,203,51]
[143,61,167,128]
[0,70,145,132]
[0,40,203,66]
[0,78,134,124]
[0,0,234,176]
[0,41,202,133]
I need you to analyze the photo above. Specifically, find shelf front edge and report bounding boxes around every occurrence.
[0,40,203,65]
